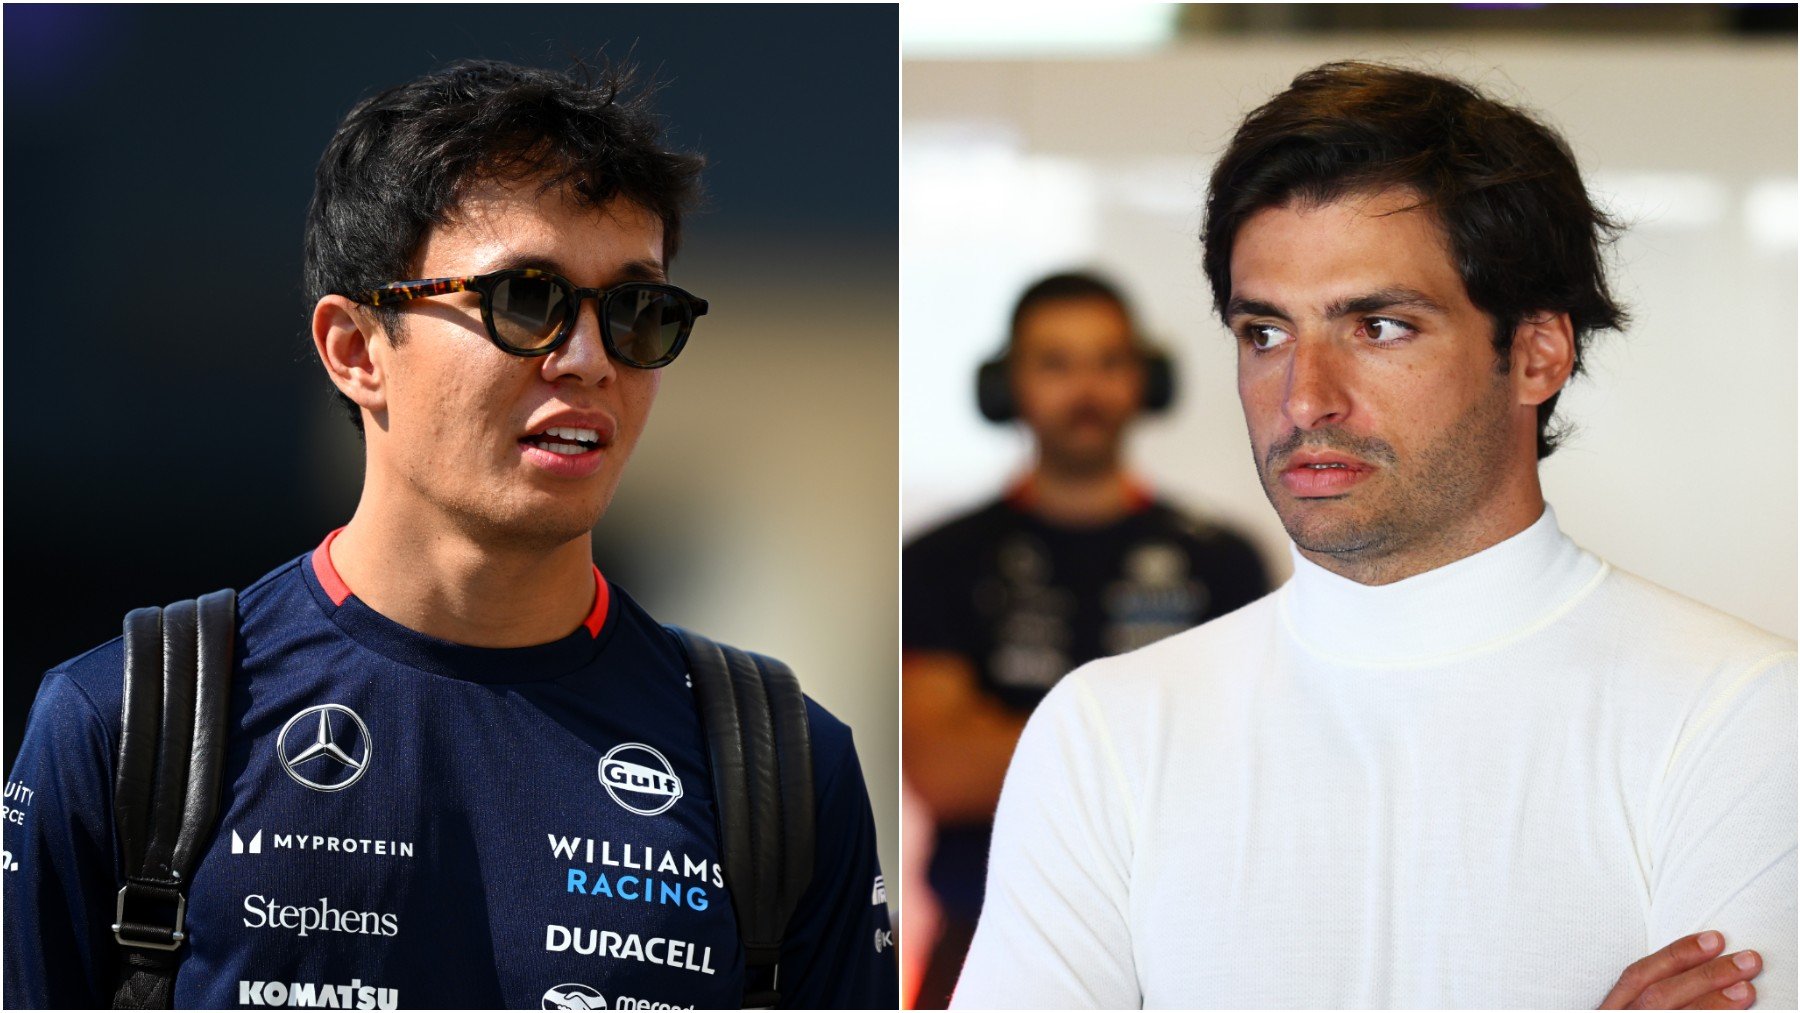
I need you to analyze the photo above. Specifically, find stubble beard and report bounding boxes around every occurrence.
[1260,379,1514,576]
[1039,439,1119,480]
[1036,410,1128,480]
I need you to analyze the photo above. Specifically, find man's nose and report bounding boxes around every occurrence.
[1282,336,1350,430]
[540,297,619,386]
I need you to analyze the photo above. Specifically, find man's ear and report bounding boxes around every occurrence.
[1510,310,1576,408]
[312,295,389,419]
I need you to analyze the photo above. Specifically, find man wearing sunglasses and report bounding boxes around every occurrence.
[4,59,896,1010]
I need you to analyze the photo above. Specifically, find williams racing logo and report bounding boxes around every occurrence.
[599,743,683,816]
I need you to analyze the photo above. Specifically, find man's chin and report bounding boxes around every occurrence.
[532,501,611,546]
[1040,437,1123,475]
[462,495,610,554]
[1274,499,1397,558]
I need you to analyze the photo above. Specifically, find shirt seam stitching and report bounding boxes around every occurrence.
[1663,649,1797,777]
[1641,649,1794,903]
[1070,675,1137,830]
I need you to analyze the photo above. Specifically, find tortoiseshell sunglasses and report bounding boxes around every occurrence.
[345,268,707,368]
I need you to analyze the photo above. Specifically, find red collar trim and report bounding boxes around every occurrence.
[310,528,610,639]
[1003,474,1154,514]
[312,528,355,606]
[581,568,610,638]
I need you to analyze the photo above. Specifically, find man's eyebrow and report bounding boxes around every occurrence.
[482,254,668,284]
[1224,296,1288,322]
[1323,288,1447,319]
[611,258,668,283]
[483,252,565,275]
[1224,288,1447,322]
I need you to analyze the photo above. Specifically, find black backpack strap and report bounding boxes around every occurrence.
[667,627,815,1009]
[112,589,237,1010]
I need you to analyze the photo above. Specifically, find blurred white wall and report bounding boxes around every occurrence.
[902,39,1797,640]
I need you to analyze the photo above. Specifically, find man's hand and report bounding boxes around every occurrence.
[1600,931,1763,1009]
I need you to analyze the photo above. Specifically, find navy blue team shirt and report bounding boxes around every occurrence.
[5,532,897,1009]
[903,487,1268,925]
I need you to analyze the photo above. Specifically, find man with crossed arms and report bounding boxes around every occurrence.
[954,61,1794,1010]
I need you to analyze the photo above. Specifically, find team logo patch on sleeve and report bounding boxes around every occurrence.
[599,743,683,816]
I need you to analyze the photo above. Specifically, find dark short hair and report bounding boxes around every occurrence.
[303,58,706,433]
[1006,271,1136,351]
[1201,61,1627,459]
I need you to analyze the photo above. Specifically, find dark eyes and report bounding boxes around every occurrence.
[1235,317,1417,352]
[1358,317,1417,344]
[1240,323,1289,351]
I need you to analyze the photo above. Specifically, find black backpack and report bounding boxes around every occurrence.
[108,590,814,1009]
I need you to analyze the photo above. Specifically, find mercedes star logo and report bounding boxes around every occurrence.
[277,704,372,792]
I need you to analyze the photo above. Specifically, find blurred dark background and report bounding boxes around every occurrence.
[4,5,900,810]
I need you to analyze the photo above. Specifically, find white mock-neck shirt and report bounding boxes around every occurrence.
[954,506,1796,1009]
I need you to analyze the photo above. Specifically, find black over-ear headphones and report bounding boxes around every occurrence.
[975,346,1177,423]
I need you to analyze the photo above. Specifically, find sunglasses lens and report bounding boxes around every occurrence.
[606,289,692,366]
[489,275,568,350]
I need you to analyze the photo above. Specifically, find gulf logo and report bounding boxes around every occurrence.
[598,743,684,816]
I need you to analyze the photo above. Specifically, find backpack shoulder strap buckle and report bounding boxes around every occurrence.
[112,880,187,951]
[112,587,237,1007]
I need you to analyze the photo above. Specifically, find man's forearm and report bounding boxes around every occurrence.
[904,704,1027,823]
[903,651,1030,823]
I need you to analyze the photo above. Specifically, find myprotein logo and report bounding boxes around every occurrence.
[231,827,413,860]
[599,743,683,816]
[277,704,371,792]
[542,983,606,1010]
[239,978,396,1009]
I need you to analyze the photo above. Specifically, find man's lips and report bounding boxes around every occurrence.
[521,409,617,446]
[518,410,617,478]
[1277,451,1375,497]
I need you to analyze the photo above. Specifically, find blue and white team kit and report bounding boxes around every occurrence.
[4,532,898,1009]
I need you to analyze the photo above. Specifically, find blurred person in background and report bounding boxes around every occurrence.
[4,59,895,1010]
[903,271,1268,1008]
[952,62,1795,1009]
